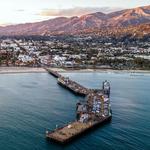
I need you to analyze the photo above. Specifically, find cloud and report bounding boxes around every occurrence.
[39,7,123,17]
[16,9,25,12]
[0,22,13,26]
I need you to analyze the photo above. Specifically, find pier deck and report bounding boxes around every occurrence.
[45,68,104,96]
[46,68,62,78]
[45,68,111,144]
[57,77,89,96]
[45,68,91,96]
[46,116,111,144]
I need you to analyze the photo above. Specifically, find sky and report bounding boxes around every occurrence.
[0,0,149,25]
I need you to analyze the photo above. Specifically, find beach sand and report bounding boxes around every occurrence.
[0,67,150,74]
[0,67,46,74]
[49,68,150,74]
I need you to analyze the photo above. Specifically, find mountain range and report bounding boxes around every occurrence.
[0,5,149,36]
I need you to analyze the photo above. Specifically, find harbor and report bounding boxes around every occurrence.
[45,68,112,144]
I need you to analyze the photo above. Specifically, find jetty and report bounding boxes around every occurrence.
[45,68,112,144]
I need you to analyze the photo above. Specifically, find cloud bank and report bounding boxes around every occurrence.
[39,7,123,17]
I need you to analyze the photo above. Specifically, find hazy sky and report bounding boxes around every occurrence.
[0,0,149,25]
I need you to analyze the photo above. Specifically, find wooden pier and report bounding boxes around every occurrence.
[45,68,62,78]
[46,68,104,96]
[45,68,112,144]
[57,77,89,96]
[46,116,111,144]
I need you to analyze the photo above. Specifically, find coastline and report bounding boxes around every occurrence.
[49,68,150,74]
[0,67,46,74]
[0,67,150,74]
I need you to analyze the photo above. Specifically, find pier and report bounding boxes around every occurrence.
[45,68,62,78]
[46,116,111,144]
[45,68,111,144]
[46,68,104,96]
[57,76,89,96]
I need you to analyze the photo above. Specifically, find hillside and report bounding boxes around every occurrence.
[0,5,149,36]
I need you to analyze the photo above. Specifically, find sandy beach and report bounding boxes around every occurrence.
[0,67,46,74]
[49,68,150,74]
[0,67,150,74]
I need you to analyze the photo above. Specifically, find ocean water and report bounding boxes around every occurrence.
[0,72,150,150]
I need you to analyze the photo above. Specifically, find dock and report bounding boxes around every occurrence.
[45,68,112,144]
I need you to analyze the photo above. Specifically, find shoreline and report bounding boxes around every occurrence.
[0,67,150,74]
[49,68,150,74]
[0,67,46,74]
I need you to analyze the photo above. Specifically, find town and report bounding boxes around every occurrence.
[0,35,150,70]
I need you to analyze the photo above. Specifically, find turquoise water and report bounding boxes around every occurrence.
[0,72,150,150]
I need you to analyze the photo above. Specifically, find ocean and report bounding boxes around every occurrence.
[0,72,149,150]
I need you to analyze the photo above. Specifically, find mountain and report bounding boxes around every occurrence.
[0,5,149,36]
[75,23,150,38]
